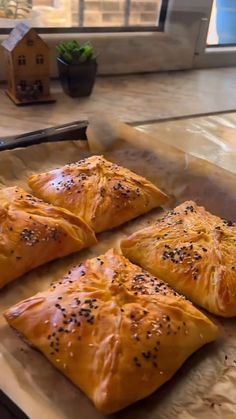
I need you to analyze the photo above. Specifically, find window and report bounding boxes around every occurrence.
[1,0,234,79]
[18,55,26,65]
[27,38,34,46]
[36,54,44,64]
[207,0,236,46]
[9,0,167,29]
[195,0,236,69]
[19,80,27,90]
[35,80,43,92]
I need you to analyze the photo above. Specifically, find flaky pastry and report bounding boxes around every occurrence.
[4,249,218,413]
[28,155,168,233]
[0,186,96,288]
[121,201,236,317]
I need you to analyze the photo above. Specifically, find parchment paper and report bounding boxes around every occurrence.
[0,116,236,419]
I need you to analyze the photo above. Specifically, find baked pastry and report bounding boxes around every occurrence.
[4,248,218,413]
[28,155,168,233]
[0,186,96,288]
[121,200,236,317]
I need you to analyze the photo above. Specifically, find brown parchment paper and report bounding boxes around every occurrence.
[0,116,236,419]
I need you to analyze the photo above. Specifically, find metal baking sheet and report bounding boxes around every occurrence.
[0,116,235,419]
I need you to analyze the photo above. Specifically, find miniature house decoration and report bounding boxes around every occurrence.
[2,23,54,105]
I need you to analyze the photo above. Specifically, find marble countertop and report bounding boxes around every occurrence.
[1,67,236,137]
[138,112,236,174]
[0,68,236,175]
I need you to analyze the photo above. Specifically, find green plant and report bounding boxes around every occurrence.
[56,40,95,64]
[0,0,32,19]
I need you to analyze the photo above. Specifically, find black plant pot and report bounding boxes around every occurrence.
[57,58,97,98]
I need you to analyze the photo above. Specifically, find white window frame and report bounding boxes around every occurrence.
[194,0,236,68]
[0,0,231,80]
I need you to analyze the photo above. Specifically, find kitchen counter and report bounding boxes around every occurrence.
[0,68,236,175]
[1,67,236,136]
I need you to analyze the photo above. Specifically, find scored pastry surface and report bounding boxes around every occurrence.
[28,155,168,233]
[0,186,96,288]
[4,248,218,413]
[121,200,236,317]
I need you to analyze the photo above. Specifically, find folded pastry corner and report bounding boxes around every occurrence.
[121,200,236,317]
[28,155,168,233]
[4,248,218,414]
[0,186,97,288]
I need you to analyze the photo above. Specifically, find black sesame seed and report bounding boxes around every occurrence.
[223,220,233,227]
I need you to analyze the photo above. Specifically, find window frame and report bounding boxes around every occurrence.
[18,55,26,65]
[194,0,236,68]
[0,0,169,34]
[36,54,44,64]
[0,0,225,80]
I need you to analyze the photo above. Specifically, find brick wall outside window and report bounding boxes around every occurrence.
[33,0,162,27]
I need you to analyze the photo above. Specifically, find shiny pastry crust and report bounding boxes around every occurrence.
[28,155,168,233]
[121,201,236,317]
[0,186,96,288]
[4,249,218,414]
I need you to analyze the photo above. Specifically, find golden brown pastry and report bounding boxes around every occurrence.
[0,186,96,288]
[28,155,168,233]
[4,249,218,414]
[121,200,236,317]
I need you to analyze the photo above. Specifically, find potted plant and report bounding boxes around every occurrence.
[56,40,97,98]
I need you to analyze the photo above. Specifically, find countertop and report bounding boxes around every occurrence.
[1,68,236,175]
[1,67,236,136]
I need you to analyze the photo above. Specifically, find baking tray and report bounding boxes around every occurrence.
[0,116,236,419]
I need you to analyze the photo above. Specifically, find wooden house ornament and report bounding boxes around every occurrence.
[2,23,55,105]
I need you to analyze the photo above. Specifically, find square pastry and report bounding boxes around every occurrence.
[0,186,96,288]
[4,249,218,413]
[28,155,168,233]
[121,201,236,317]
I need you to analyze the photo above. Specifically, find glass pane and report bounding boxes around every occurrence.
[0,0,164,28]
[129,0,162,26]
[207,0,236,45]
[83,0,126,27]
